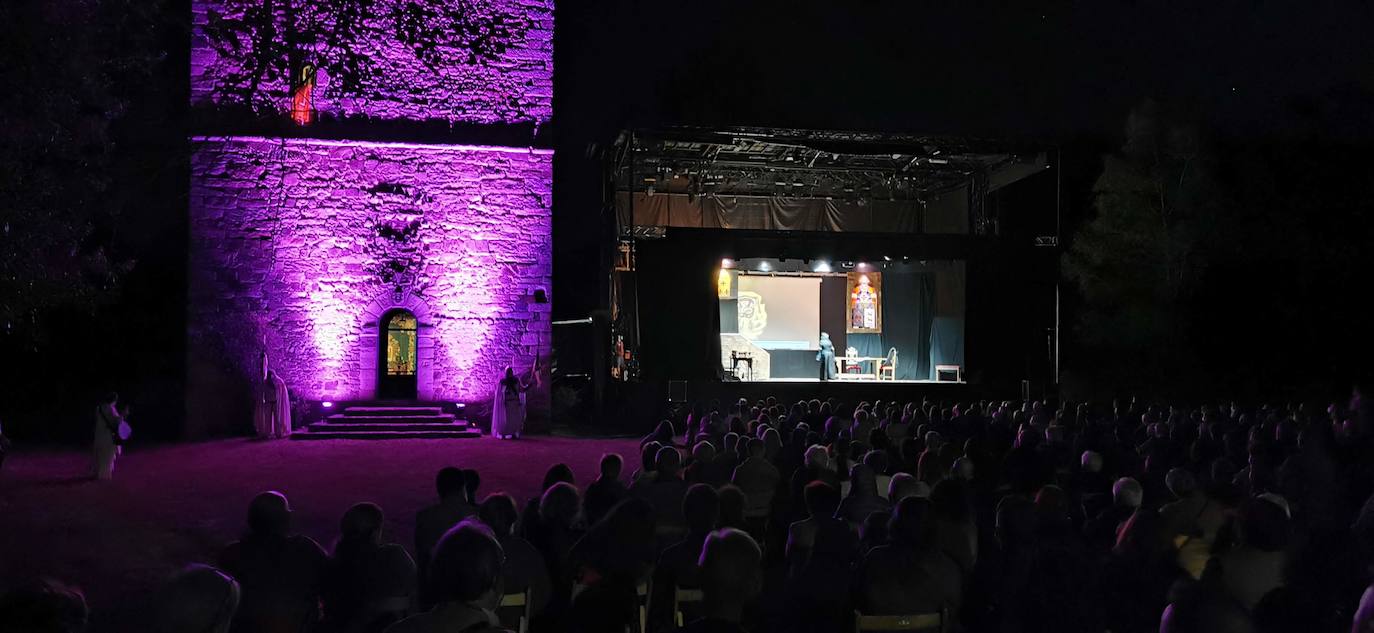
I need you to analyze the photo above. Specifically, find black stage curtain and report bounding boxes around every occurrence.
[819,277,848,370]
[636,239,723,380]
[618,193,947,233]
[847,269,935,380]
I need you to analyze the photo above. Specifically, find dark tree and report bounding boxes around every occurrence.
[1062,101,1223,392]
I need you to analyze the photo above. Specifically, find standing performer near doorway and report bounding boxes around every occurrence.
[492,359,540,439]
[816,332,837,381]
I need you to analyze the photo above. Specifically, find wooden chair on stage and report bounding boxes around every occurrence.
[879,348,898,380]
[841,347,865,378]
[853,607,947,632]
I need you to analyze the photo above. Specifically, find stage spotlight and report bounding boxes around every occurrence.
[841,261,854,269]
[814,261,832,273]
[721,258,734,268]
[883,255,892,262]
[757,261,771,272]
[322,401,334,408]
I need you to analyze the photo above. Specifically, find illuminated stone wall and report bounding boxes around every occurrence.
[191,0,554,125]
[188,136,551,433]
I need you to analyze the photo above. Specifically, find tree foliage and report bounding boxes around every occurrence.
[0,0,169,343]
[1063,101,1223,385]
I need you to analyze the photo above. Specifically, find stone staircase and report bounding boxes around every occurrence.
[294,404,481,440]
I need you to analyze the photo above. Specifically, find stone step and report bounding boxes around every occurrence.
[341,406,445,417]
[307,421,469,433]
[326,414,458,425]
[292,429,483,440]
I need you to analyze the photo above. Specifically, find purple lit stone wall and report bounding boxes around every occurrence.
[191,0,553,124]
[188,136,551,435]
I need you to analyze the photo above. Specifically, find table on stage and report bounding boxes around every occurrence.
[835,356,886,381]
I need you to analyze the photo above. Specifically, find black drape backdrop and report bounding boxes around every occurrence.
[847,270,934,380]
[635,239,723,380]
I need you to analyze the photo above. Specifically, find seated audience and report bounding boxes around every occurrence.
[414,467,475,597]
[677,529,763,633]
[854,497,962,620]
[651,484,720,630]
[219,491,329,633]
[583,453,627,528]
[154,565,240,633]
[836,463,889,526]
[324,502,416,633]
[0,579,89,633]
[478,493,552,622]
[731,439,780,537]
[385,520,512,633]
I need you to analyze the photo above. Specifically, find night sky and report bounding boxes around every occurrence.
[552,1,1374,319]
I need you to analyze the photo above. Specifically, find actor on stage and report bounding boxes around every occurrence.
[816,332,837,381]
[492,360,539,439]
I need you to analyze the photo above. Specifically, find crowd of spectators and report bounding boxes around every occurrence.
[4,390,1374,633]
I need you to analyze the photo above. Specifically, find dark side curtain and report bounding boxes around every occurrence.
[846,270,934,380]
[635,239,722,380]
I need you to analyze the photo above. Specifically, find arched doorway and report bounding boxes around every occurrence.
[378,309,418,399]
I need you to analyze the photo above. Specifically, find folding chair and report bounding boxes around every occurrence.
[853,607,946,632]
[673,587,704,627]
[499,588,532,633]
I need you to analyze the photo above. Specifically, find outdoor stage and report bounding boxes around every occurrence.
[0,435,639,631]
[606,127,1059,403]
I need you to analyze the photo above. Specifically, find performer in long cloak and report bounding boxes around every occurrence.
[816,332,837,381]
[269,370,292,438]
[492,361,539,439]
[92,392,121,480]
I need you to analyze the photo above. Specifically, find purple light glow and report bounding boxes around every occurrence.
[190,136,552,414]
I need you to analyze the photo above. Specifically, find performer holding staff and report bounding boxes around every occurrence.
[492,357,541,439]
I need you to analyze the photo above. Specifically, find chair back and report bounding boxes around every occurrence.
[853,607,946,632]
[499,588,532,633]
[887,347,898,365]
[674,587,704,627]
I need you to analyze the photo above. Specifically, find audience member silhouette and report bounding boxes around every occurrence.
[478,493,551,626]
[583,453,627,527]
[323,502,416,633]
[0,579,89,633]
[153,565,240,633]
[385,520,512,633]
[218,491,328,633]
[414,467,475,606]
[677,528,762,633]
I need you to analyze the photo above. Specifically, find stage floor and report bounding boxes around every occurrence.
[0,434,641,631]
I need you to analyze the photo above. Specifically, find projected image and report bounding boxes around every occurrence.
[736,290,768,339]
[737,276,820,350]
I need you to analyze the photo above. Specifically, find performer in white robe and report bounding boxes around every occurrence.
[265,369,292,439]
[491,362,538,439]
[92,392,121,480]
